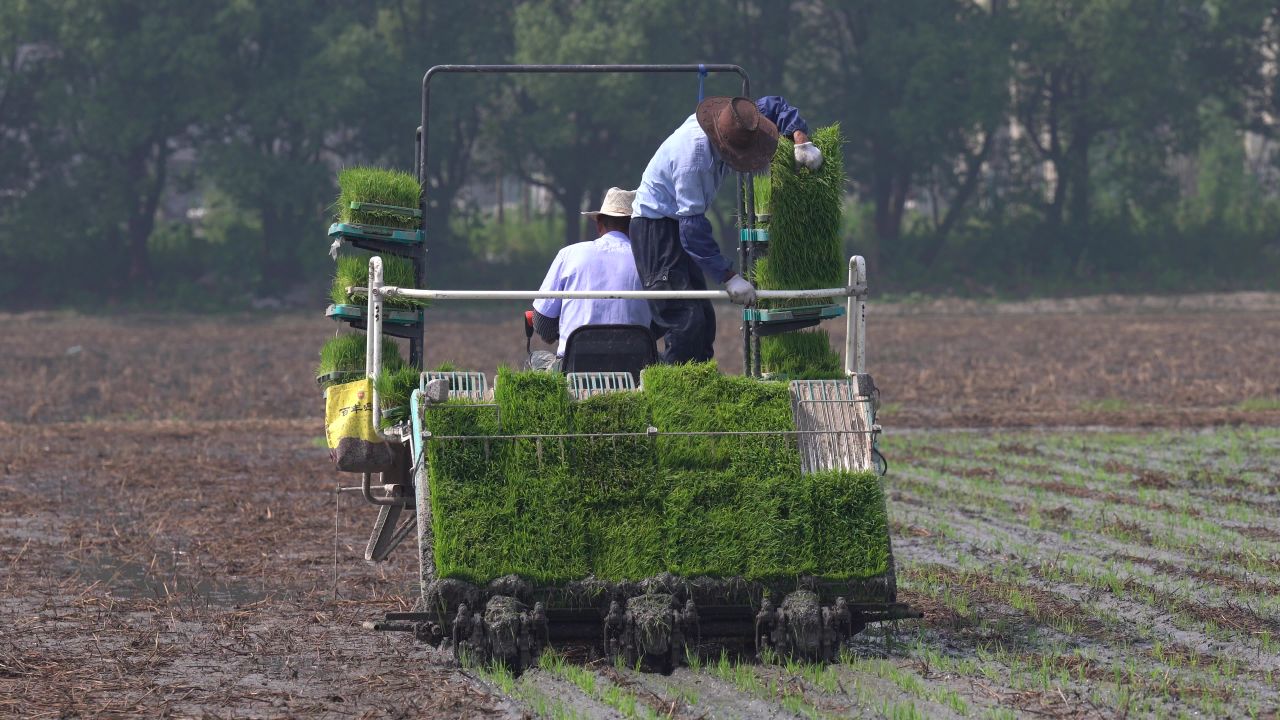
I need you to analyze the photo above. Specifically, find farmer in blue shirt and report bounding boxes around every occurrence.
[528,187,652,371]
[631,95,822,364]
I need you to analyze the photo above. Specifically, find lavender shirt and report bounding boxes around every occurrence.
[532,231,652,356]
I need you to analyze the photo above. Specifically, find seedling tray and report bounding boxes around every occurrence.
[316,370,363,387]
[743,303,844,323]
[329,222,423,246]
[326,303,421,326]
[738,228,769,243]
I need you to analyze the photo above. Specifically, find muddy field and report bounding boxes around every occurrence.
[4,292,1280,428]
[2,295,1279,718]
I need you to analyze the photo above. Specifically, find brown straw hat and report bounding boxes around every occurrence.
[696,96,780,172]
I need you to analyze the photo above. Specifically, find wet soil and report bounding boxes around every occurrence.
[3,296,1280,718]
[4,292,1279,428]
[0,419,520,719]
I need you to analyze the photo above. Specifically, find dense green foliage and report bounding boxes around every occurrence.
[424,364,890,584]
[2,0,1277,306]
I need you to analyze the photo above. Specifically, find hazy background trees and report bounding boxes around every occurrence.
[1,0,1277,307]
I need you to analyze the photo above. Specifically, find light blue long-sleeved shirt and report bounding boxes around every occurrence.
[632,96,808,281]
[531,231,652,356]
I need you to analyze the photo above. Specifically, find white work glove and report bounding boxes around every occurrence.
[724,274,757,306]
[794,141,824,170]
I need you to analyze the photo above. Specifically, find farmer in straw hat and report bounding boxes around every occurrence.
[631,95,822,364]
[527,187,652,372]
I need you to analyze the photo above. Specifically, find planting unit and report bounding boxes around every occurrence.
[324,65,915,672]
[325,168,426,366]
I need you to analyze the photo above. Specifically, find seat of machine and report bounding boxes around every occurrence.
[560,324,658,384]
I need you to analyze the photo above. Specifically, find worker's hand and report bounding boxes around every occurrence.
[794,141,823,170]
[725,274,757,306]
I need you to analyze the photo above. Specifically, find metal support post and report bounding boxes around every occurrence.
[366,256,385,423]
[845,256,866,376]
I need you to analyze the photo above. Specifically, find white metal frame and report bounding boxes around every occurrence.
[366,255,870,438]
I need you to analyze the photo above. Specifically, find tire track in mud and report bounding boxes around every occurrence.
[616,665,810,720]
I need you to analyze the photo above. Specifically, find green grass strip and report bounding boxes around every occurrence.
[335,167,421,230]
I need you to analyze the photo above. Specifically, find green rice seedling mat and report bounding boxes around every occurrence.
[376,364,422,428]
[422,363,890,606]
[316,332,403,385]
[754,125,845,303]
[761,331,844,380]
[332,254,425,310]
[335,167,421,230]
[751,124,847,376]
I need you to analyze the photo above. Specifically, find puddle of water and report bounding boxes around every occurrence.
[74,552,267,606]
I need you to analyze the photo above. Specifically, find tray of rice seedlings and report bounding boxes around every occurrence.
[315,333,403,387]
[417,362,896,660]
[759,330,843,380]
[427,368,588,584]
[331,254,426,310]
[374,364,422,429]
[752,124,846,378]
[571,390,663,581]
[758,125,845,302]
[335,167,421,229]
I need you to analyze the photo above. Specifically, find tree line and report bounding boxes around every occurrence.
[2,0,1278,306]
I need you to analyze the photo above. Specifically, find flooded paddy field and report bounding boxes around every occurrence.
[2,295,1278,718]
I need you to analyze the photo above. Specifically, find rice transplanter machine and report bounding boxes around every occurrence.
[323,64,918,670]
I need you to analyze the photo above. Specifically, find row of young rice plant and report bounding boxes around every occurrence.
[460,428,1277,719]
[889,460,1280,645]
[893,438,1280,596]
[877,427,1280,718]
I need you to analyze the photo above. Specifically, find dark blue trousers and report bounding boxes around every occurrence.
[628,216,717,364]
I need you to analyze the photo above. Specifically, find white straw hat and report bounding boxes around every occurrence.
[581,187,636,218]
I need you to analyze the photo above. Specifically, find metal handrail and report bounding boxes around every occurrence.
[358,286,864,301]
